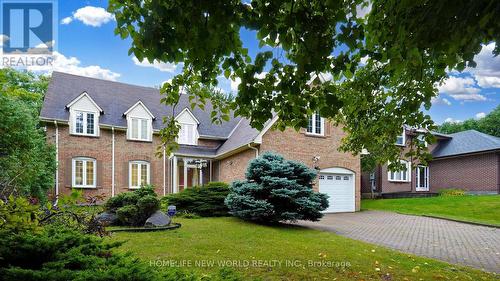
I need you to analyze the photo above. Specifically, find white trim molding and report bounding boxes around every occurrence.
[123,101,155,119]
[66,92,103,113]
[129,160,150,189]
[72,157,97,188]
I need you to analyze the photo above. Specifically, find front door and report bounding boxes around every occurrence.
[416,166,429,191]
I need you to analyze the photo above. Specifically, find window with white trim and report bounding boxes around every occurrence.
[72,157,96,188]
[178,123,197,145]
[417,134,427,147]
[395,128,405,146]
[306,113,324,135]
[129,117,151,141]
[388,160,411,182]
[416,165,429,190]
[73,111,97,136]
[129,161,150,189]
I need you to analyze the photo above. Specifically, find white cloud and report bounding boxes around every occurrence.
[28,51,120,81]
[431,97,451,106]
[230,77,241,92]
[444,117,462,124]
[437,76,486,101]
[356,3,372,18]
[467,43,500,88]
[0,34,9,47]
[475,112,486,119]
[132,56,181,73]
[60,16,73,25]
[64,6,114,27]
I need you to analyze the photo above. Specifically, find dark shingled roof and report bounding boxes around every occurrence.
[177,145,218,157]
[40,72,241,138]
[432,130,500,158]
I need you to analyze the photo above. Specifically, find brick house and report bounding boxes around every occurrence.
[40,72,361,212]
[362,128,500,196]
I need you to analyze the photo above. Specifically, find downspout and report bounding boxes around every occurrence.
[111,127,115,197]
[163,147,166,196]
[248,143,259,158]
[53,121,59,205]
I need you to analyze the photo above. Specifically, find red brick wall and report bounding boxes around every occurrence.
[46,124,166,201]
[259,123,361,211]
[429,152,499,194]
[218,149,256,183]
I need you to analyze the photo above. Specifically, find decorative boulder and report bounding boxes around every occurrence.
[95,211,119,226]
[144,210,171,228]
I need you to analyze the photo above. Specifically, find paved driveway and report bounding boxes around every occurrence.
[297,210,500,273]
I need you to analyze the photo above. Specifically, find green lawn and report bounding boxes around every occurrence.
[362,195,500,226]
[108,217,495,280]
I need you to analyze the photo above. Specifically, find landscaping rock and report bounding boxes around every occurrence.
[95,211,118,226]
[144,211,171,228]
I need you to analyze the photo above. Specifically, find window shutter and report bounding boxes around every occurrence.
[65,158,73,187]
[325,121,331,136]
[96,160,104,188]
[123,162,129,188]
[149,162,153,185]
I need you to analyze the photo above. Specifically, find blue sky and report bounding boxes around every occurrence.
[13,0,500,124]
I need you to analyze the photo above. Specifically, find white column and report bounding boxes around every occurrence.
[172,156,178,193]
[209,160,212,182]
[183,158,188,189]
[199,166,203,186]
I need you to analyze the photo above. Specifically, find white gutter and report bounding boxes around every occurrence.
[53,121,59,205]
[111,127,115,197]
[248,143,259,158]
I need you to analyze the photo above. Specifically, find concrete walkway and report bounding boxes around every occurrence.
[297,210,500,273]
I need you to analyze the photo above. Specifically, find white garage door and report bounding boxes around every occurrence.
[319,172,355,213]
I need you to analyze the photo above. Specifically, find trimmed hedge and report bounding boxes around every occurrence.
[104,186,160,226]
[162,182,230,217]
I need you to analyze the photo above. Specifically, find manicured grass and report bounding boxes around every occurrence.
[108,217,495,280]
[362,195,500,226]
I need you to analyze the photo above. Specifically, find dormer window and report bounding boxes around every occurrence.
[124,101,154,142]
[179,123,196,145]
[67,92,102,137]
[74,111,96,135]
[306,112,324,136]
[175,108,199,145]
[396,128,406,146]
[130,117,150,141]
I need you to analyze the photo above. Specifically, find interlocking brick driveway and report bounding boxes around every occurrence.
[297,210,500,273]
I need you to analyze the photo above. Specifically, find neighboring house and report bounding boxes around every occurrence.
[362,128,500,196]
[40,72,361,212]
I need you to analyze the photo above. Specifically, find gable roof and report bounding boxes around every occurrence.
[66,91,103,113]
[123,100,155,119]
[40,72,241,138]
[175,108,200,124]
[432,130,500,158]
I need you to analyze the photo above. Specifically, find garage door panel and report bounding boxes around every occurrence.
[319,172,355,213]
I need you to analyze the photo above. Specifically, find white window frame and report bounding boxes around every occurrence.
[72,157,97,188]
[306,112,325,136]
[127,117,152,141]
[388,160,411,182]
[178,123,198,145]
[129,161,150,189]
[395,128,406,146]
[417,134,428,147]
[416,165,429,191]
[72,110,98,136]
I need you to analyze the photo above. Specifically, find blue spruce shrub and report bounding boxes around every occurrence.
[225,152,329,223]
